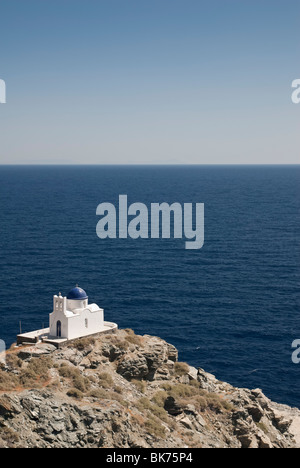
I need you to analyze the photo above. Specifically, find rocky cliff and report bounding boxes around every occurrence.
[0,329,299,448]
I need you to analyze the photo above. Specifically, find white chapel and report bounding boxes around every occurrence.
[17,285,118,345]
[49,285,114,340]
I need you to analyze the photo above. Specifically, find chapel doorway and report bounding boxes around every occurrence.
[56,321,62,337]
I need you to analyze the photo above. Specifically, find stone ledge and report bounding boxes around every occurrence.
[17,322,118,349]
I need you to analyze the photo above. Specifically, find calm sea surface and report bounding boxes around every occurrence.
[0,165,299,407]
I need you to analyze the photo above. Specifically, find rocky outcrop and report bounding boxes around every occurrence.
[0,329,299,448]
[116,335,178,381]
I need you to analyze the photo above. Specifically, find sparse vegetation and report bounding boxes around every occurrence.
[256,421,269,434]
[0,355,53,391]
[18,356,53,388]
[145,415,166,439]
[132,379,146,393]
[67,388,83,400]
[136,397,169,423]
[19,368,38,387]
[71,337,95,351]
[98,372,114,388]
[110,335,130,351]
[136,396,152,412]
[58,363,90,393]
[88,388,109,399]
[58,363,78,379]
[73,374,90,393]
[88,387,127,407]
[0,370,18,391]
[27,356,53,379]
[151,390,168,407]
[124,329,143,347]
[174,361,190,376]
[168,383,199,399]
[5,354,22,369]
[160,382,173,392]
[160,382,233,414]
[114,385,123,394]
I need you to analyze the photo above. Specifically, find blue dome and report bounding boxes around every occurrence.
[67,286,88,301]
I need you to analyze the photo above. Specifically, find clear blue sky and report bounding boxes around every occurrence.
[0,0,299,164]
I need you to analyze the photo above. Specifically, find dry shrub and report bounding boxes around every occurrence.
[88,388,126,406]
[187,393,224,413]
[162,382,232,414]
[98,372,113,388]
[136,396,152,412]
[88,388,109,399]
[169,383,199,399]
[19,369,37,387]
[160,382,173,392]
[73,374,90,393]
[132,379,146,393]
[5,354,23,370]
[174,362,190,376]
[87,375,97,384]
[18,356,53,388]
[58,363,78,379]
[59,363,90,393]
[151,390,168,407]
[67,388,83,400]
[27,356,53,380]
[111,337,130,351]
[124,329,142,347]
[0,370,18,391]
[192,395,208,412]
[150,404,169,423]
[136,397,169,423]
[256,421,269,434]
[145,415,166,439]
[114,385,123,394]
[72,337,95,351]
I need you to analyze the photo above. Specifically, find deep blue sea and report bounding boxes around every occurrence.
[0,165,299,408]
